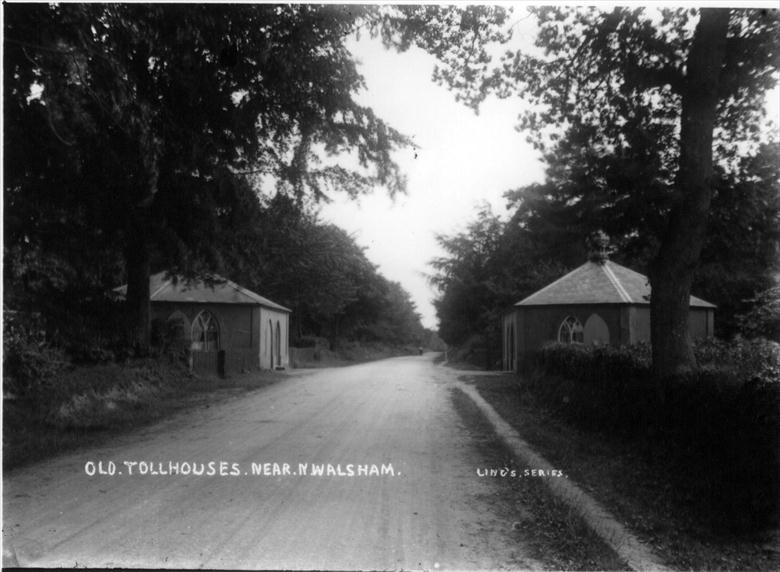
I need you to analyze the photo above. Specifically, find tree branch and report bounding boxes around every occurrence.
[627,65,685,94]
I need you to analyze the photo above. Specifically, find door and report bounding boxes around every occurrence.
[584,313,610,346]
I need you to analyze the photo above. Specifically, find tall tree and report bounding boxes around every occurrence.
[650,9,731,378]
[694,142,780,336]
[429,205,504,346]
[429,202,571,349]
[429,139,780,354]
[430,7,779,376]
[4,4,412,350]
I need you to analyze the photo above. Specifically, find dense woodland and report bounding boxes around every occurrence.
[428,7,780,368]
[431,141,780,355]
[4,5,780,376]
[4,4,484,358]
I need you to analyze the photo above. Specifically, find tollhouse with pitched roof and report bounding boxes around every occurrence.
[118,272,291,374]
[501,258,715,371]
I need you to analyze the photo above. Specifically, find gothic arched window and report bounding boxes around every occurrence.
[557,315,584,344]
[191,310,220,351]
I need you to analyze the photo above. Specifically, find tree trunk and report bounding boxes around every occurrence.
[649,9,730,380]
[124,223,152,354]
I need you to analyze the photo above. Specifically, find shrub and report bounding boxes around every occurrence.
[291,336,317,348]
[735,286,780,342]
[151,317,190,363]
[695,336,780,385]
[529,341,780,532]
[41,296,134,364]
[66,343,116,364]
[530,342,655,434]
[3,311,69,399]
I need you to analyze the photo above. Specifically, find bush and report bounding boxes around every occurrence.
[40,296,134,364]
[529,341,780,532]
[695,336,780,385]
[3,311,69,399]
[448,334,501,369]
[530,342,655,435]
[662,367,780,531]
[66,343,116,364]
[151,317,190,363]
[290,336,318,348]
[735,286,780,342]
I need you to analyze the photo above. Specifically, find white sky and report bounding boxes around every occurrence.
[318,5,780,331]
[319,31,545,329]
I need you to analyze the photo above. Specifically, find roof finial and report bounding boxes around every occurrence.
[587,230,613,264]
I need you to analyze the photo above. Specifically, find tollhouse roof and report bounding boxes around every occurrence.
[116,272,291,312]
[515,260,715,308]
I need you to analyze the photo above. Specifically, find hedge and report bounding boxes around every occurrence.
[528,338,780,532]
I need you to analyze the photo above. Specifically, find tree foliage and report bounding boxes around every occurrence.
[430,141,780,354]
[221,193,425,344]
[4,3,420,349]
[430,204,567,348]
[4,3,436,354]
[695,143,780,336]
[428,6,780,374]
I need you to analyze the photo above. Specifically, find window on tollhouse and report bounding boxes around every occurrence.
[558,315,584,344]
[191,310,220,351]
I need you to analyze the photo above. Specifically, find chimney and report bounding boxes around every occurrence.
[587,231,613,264]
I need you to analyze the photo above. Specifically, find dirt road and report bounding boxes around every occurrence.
[4,355,546,570]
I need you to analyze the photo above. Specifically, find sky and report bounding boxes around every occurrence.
[319,26,544,330]
[318,4,780,331]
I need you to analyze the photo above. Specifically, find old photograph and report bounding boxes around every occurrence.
[3,2,779,570]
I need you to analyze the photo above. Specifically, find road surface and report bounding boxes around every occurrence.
[3,355,545,570]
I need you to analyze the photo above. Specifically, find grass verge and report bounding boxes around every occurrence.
[3,359,291,472]
[293,341,424,368]
[450,384,628,571]
[459,371,779,571]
